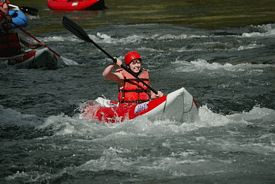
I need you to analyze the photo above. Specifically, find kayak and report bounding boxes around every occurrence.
[81,87,199,123]
[9,9,28,28]
[47,0,106,11]
[0,48,58,69]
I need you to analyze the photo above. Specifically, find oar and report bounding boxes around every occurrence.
[62,16,158,94]
[9,4,39,16]
[19,6,38,16]
[12,22,78,66]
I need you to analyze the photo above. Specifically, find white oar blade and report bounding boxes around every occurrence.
[61,56,78,65]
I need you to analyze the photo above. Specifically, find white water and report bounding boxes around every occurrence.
[2,104,274,183]
[1,19,275,183]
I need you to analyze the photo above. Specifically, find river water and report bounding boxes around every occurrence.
[1,0,275,183]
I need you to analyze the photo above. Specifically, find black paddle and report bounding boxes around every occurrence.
[62,16,158,95]
[20,6,38,16]
[9,4,39,16]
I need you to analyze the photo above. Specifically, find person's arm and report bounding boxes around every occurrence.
[102,59,124,82]
[19,36,45,49]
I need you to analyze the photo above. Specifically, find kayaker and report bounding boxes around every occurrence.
[0,0,45,57]
[103,51,163,106]
[0,0,12,31]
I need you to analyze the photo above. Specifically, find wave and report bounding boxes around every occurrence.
[37,23,275,45]
[36,35,82,43]
[0,105,44,127]
[242,24,275,37]
[37,24,275,56]
[4,105,275,183]
[34,105,275,137]
[171,59,275,73]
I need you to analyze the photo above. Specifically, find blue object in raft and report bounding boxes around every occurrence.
[9,10,28,28]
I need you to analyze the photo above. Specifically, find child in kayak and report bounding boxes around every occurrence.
[103,51,163,106]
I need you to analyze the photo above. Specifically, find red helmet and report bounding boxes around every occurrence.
[124,51,141,65]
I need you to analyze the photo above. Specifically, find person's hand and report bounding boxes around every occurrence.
[34,41,46,48]
[156,91,163,98]
[116,59,123,67]
[39,41,46,46]
[151,91,163,99]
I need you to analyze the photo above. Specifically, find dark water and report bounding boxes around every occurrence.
[1,0,275,183]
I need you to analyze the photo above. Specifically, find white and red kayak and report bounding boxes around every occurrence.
[1,48,58,69]
[81,87,199,123]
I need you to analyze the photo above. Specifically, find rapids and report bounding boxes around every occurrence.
[1,0,275,183]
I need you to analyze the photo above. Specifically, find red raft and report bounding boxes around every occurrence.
[81,87,199,123]
[47,0,106,11]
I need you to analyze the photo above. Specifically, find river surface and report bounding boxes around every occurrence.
[1,0,275,183]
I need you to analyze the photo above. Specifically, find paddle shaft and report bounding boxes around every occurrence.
[89,39,116,63]
[12,22,61,57]
[62,16,158,94]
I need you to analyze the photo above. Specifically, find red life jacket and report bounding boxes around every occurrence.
[116,68,150,105]
[0,32,22,57]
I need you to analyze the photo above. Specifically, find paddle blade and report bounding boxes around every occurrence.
[62,16,116,63]
[62,16,93,43]
[60,56,79,66]
[61,16,157,94]
[20,6,38,16]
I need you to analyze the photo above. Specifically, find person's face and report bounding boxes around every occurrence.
[0,0,8,14]
[128,59,141,73]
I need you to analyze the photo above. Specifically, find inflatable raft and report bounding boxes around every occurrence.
[81,87,199,123]
[1,48,58,69]
[47,0,106,11]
